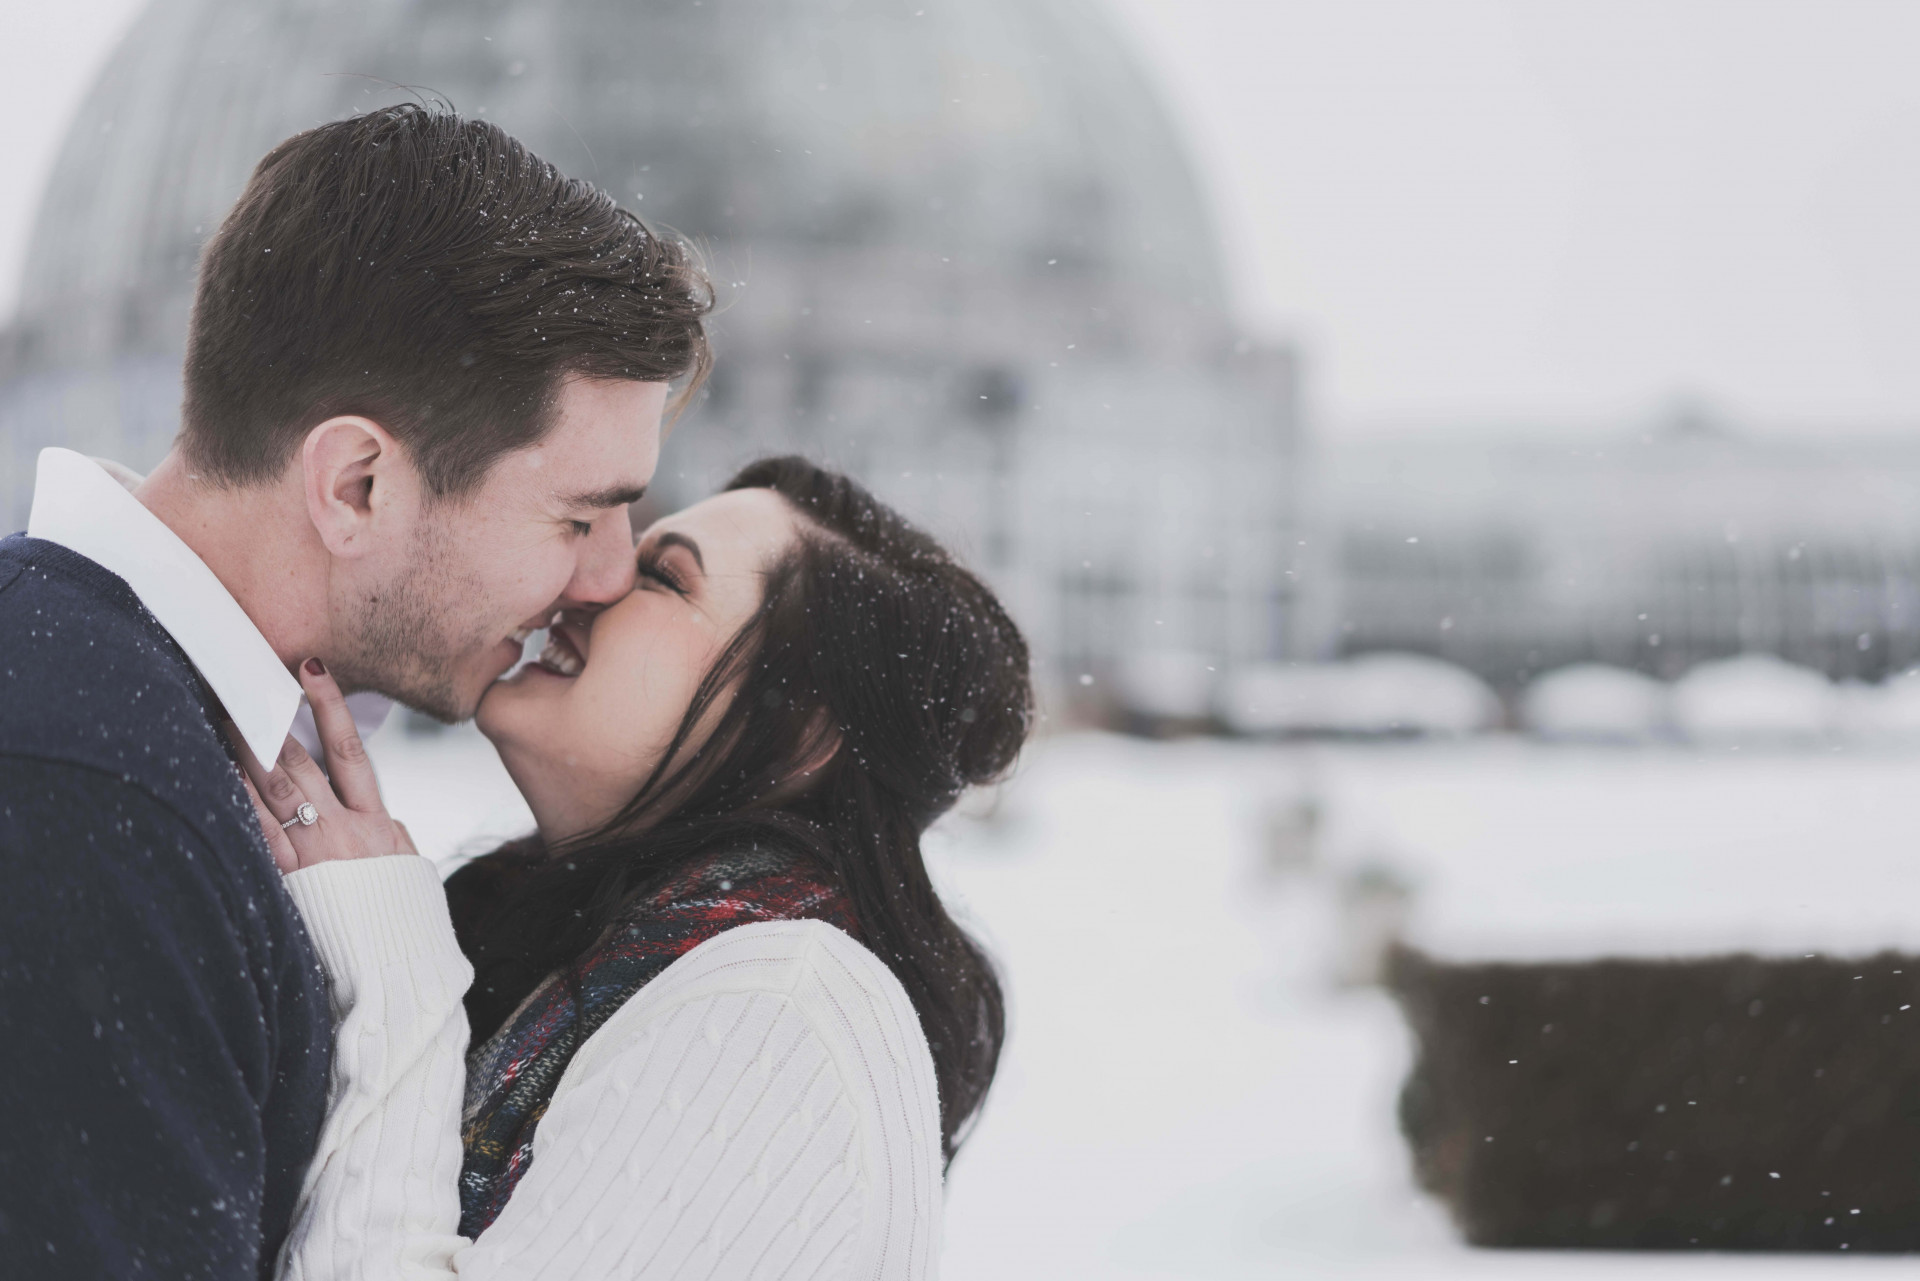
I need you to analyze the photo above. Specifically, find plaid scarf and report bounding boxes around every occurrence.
[456,847,858,1237]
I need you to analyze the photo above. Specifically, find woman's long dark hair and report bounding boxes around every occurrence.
[449,456,1033,1162]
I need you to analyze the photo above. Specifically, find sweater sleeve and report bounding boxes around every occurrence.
[0,762,298,1280]
[276,860,944,1281]
[277,856,475,1278]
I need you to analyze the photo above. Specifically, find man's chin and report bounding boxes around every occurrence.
[335,635,521,726]
[375,668,484,727]
[447,646,530,721]
[395,689,472,726]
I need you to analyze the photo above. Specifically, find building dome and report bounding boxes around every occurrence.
[12,0,1227,372]
[2,0,1301,695]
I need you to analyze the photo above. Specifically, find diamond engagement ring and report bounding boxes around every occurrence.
[281,802,319,830]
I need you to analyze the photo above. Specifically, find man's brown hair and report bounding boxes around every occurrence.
[181,104,712,495]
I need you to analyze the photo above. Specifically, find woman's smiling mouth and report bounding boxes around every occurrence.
[535,623,588,677]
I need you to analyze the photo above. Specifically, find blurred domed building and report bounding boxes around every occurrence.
[0,0,1304,704]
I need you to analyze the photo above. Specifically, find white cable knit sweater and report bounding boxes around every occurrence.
[276,856,944,1280]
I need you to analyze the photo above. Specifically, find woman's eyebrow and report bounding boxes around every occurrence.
[652,530,706,572]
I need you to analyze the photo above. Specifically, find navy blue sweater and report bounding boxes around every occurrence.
[0,535,331,1279]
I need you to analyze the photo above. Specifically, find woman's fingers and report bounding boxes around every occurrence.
[241,773,301,874]
[391,819,419,857]
[296,659,384,812]
[223,723,304,873]
[229,719,303,820]
[264,735,343,864]
[274,734,341,820]
[223,711,413,872]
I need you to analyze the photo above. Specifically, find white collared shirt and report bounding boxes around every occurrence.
[25,447,391,765]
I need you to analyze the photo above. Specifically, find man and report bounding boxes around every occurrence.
[0,105,711,1277]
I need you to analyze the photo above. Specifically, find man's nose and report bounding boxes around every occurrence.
[566,511,637,606]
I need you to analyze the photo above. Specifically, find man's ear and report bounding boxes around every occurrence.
[301,415,414,558]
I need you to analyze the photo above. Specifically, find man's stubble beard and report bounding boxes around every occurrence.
[334,516,494,723]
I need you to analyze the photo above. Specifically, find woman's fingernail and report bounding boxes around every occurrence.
[304,658,326,676]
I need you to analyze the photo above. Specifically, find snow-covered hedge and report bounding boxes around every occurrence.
[1522,663,1669,741]
[1670,654,1837,743]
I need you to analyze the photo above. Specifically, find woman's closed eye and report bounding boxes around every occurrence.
[637,554,688,595]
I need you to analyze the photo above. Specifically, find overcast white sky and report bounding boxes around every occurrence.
[6,0,1920,436]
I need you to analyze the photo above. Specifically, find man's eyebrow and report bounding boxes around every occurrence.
[562,483,648,510]
[653,530,705,572]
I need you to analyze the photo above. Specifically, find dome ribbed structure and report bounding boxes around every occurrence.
[1,0,1301,697]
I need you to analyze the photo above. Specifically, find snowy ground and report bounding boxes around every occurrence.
[364,719,1920,1277]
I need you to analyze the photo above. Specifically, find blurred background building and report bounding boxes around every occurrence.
[0,0,1303,705]
[1321,416,1920,689]
[11,0,1920,723]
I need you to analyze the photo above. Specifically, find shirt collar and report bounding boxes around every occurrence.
[27,447,303,765]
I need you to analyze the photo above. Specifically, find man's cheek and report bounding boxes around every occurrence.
[496,542,569,609]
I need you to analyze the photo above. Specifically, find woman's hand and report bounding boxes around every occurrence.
[233,658,419,874]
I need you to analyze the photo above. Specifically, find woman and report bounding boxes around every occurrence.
[241,457,1032,1279]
